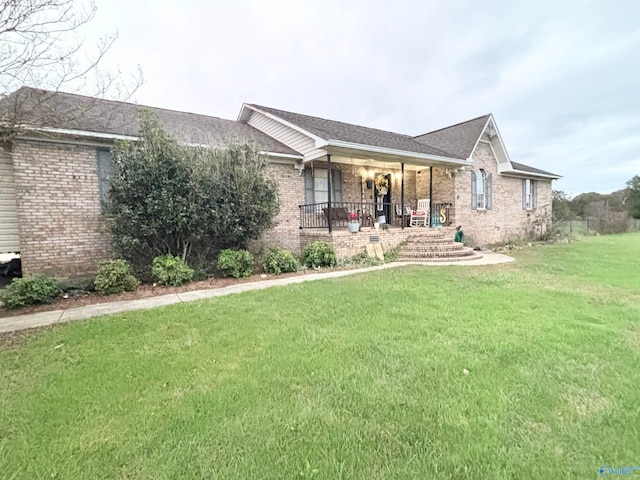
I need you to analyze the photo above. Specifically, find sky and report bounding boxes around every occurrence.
[84,0,640,194]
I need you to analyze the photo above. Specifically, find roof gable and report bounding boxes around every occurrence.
[413,114,491,159]
[244,104,461,159]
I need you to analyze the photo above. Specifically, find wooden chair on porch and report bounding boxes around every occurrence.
[395,205,412,227]
[410,199,430,227]
[322,207,350,226]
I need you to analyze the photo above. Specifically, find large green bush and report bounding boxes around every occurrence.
[0,275,61,308]
[303,241,337,268]
[217,249,254,278]
[94,259,138,295]
[152,254,194,286]
[108,111,279,272]
[261,247,300,275]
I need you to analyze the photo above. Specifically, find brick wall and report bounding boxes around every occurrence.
[452,142,553,246]
[12,139,110,276]
[301,228,406,258]
[250,162,305,254]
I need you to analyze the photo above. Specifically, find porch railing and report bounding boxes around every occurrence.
[299,202,452,230]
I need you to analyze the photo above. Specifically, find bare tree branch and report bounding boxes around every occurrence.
[0,0,143,139]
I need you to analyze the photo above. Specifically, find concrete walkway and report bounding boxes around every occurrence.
[0,252,513,334]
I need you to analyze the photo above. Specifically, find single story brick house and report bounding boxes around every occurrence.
[0,87,560,276]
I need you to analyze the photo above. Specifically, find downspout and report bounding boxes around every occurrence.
[327,154,332,233]
[401,163,405,229]
[429,166,433,227]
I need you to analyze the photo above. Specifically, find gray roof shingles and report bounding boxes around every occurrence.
[413,114,490,159]
[0,87,300,156]
[1,87,559,177]
[248,104,461,159]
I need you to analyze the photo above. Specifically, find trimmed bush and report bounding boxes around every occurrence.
[217,249,254,278]
[261,247,300,275]
[152,254,195,286]
[94,259,138,295]
[0,275,61,309]
[303,241,337,268]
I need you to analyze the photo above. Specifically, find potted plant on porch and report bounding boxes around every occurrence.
[348,212,360,233]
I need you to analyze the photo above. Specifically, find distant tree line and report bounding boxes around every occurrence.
[552,175,640,234]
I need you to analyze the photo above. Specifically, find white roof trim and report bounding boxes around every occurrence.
[20,125,138,141]
[238,104,328,147]
[499,169,562,180]
[325,139,472,166]
[14,125,300,160]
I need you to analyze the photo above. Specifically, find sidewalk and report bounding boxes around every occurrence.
[0,253,514,334]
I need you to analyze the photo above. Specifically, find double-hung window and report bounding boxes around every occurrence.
[523,179,537,210]
[304,167,342,208]
[471,169,492,210]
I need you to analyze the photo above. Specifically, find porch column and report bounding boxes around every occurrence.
[327,154,332,233]
[401,162,405,229]
[429,166,433,228]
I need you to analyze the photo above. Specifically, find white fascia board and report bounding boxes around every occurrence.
[466,116,494,162]
[20,125,138,141]
[325,139,471,166]
[500,169,562,180]
[238,104,327,147]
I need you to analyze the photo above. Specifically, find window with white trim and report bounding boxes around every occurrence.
[476,169,486,209]
[471,169,492,210]
[523,179,537,210]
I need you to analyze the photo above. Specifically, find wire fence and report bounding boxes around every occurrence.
[555,217,640,236]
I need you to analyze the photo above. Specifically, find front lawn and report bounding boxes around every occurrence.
[1,233,639,479]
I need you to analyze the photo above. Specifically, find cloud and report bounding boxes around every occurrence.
[88,0,640,193]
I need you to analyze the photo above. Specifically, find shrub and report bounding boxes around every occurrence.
[303,241,337,268]
[383,247,399,263]
[262,247,300,275]
[152,254,195,286]
[217,249,254,278]
[338,252,382,268]
[109,111,279,273]
[94,259,138,295]
[0,275,61,309]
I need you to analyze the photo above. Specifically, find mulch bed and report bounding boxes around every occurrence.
[0,266,360,319]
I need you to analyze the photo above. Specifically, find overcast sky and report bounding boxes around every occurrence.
[88,0,640,195]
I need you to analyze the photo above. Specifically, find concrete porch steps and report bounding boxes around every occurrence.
[398,252,484,263]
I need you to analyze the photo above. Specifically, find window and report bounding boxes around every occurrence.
[471,169,492,210]
[304,167,342,206]
[523,179,537,210]
[97,149,112,212]
[476,169,486,209]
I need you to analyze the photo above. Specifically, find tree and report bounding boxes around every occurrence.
[108,111,279,274]
[0,0,142,135]
[552,190,572,222]
[626,175,640,219]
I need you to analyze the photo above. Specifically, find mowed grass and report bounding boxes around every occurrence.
[1,234,639,479]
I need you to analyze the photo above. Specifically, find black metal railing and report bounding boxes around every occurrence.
[299,202,452,230]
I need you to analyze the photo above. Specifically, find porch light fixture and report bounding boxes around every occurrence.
[394,172,402,180]
[368,170,375,178]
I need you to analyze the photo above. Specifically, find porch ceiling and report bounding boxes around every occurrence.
[319,146,470,170]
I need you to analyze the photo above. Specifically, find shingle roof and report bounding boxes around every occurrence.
[247,104,461,159]
[0,87,300,156]
[510,161,559,177]
[412,114,491,159]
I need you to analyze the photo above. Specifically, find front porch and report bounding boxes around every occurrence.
[299,201,453,229]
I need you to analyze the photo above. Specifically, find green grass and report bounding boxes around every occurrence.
[1,233,639,479]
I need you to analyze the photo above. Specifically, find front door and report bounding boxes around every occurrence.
[374,174,392,224]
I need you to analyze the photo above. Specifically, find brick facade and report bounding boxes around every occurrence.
[8,140,552,277]
[452,142,552,246]
[12,139,110,276]
[249,162,305,254]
